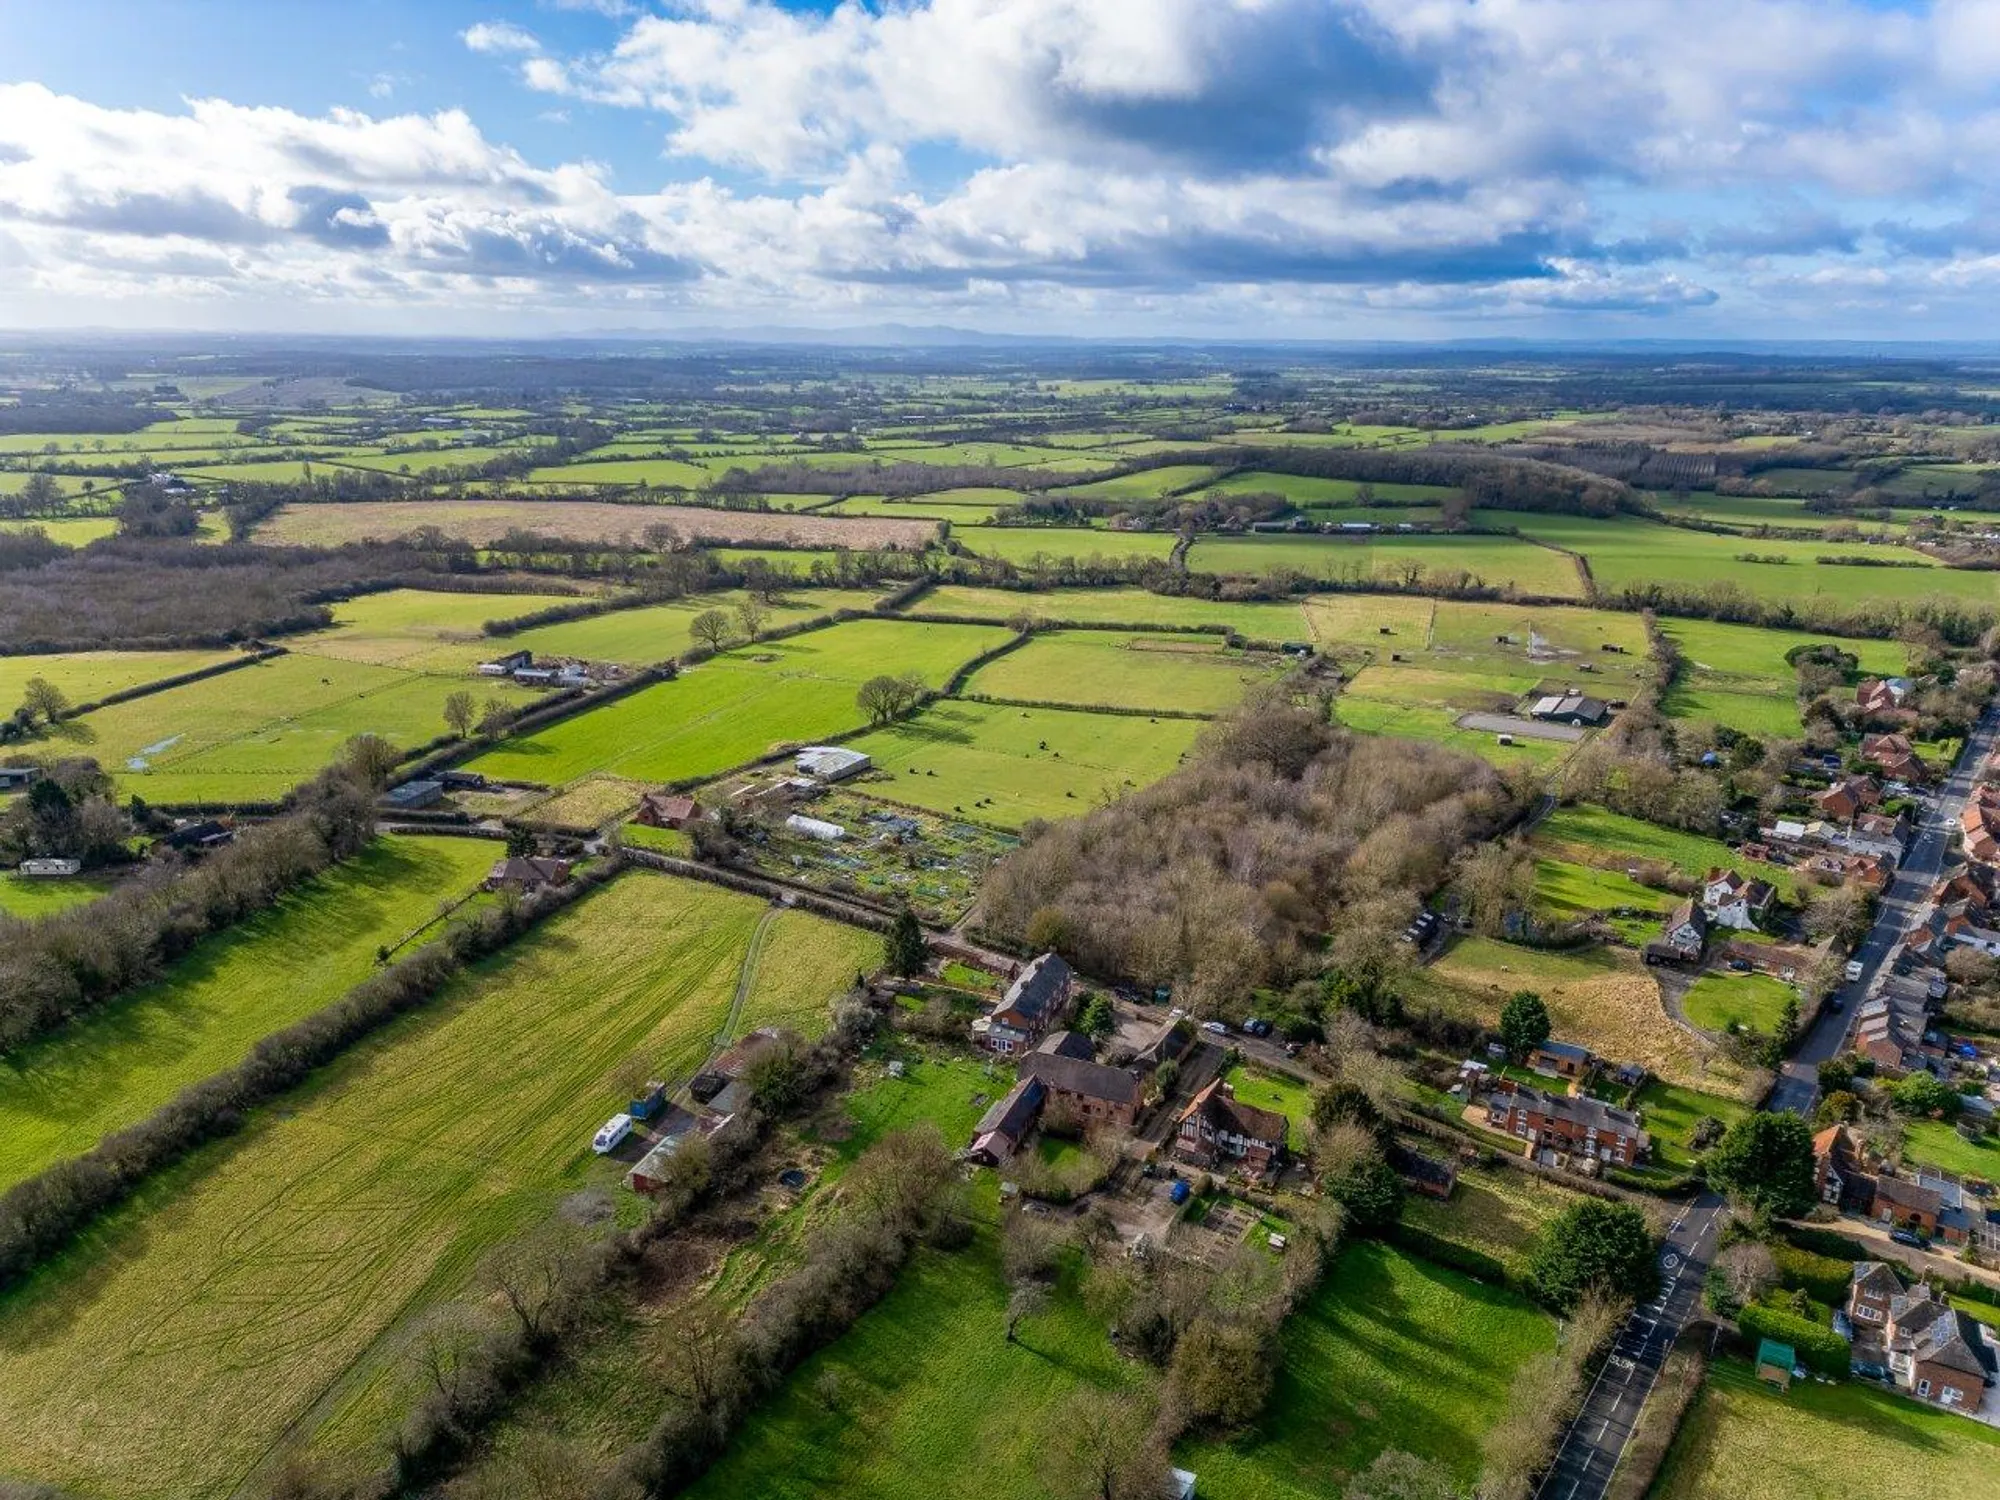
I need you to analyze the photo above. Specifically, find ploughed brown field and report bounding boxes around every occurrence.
[258,499,939,551]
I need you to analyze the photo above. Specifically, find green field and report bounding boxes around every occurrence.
[1660,617,1907,738]
[1397,1163,1573,1270]
[1900,1119,2000,1181]
[1185,533,1586,598]
[524,456,714,488]
[1538,805,1800,902]
[1200,471,1457,506]
[0,515,121,545]
[964,631,1279,714]
[0,646,238,709]
[1222,1065,1311,1150]
[466,619,1012,789]
[0,869,118,919]
[1333,694,1571,770]
[960,527,1181,565]
[1682,972,1796,1034]
[0,873,873,1499]
[0,836,497,1192]
[844,700,1205,826]
[1051,464,1222,500]
[1652,1358,2000,1500]
[284,587,584,669]
[912,584,1311,637]
[64,650,542,805]
[1531,856,1675,938]
[1633,1081,1753,1171]
[496,588,884,666]
[1178,1241,1557,1498]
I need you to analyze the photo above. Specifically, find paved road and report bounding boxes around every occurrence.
[1534,1192,1725,1500]
[1768,705,2000,1116]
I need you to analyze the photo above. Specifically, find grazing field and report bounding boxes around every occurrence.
[68,650,542,804]
[258,499,936,552]
[1654,493,1920,535]
[0,646,238,708]
[1898,1120,2000,1180]
[1660,618,1906,738]
[1651,1359,2000,1500]
[1414,937,1731,1093]
[0,874,871,1500]
[284,587,583,668]
[0,835,497,1193]
[466,619,1012,789]
[1178,1241,1556,1499]
[958,526,1180,564]
[963,631,1279,713]
[1537,805,1802,903]
[1185,533,1586,598]
[1201,471,1457,506]
[1530,856,1675,938]
[682,1233,1151,1500]
[522,456,715,488]
[1050,463,1221,499]
[0,869,117,919]
[845,700,1205,826]
[498,588,884,666]
[1333,692,1571,770]
[912,584,1311,637]
[0,515,121,545]
[1682,973,1796,1034]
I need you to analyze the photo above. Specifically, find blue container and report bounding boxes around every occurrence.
[1169,1179,1191,1205]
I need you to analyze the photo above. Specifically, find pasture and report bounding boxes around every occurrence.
[1332,692,1570,770]
[1200,471,1457,506]
[256,500,936,552]
[1051,463,1222,499]
[959,526,1180,565]
[0,874,871,1500]
[1661,617,1906,738]
[0,646,238,710]
[0,870,117,919]
[1184,533,1587,598]
[0,516,121,545]
[0,835,496,1193]
[1651,1358,2000,1500]
[466,619,1012,789]
[963,631,1280,714]
[1178,1241,1556,1499]
[285,587,584,669]
[910,584,1311,638]
[1682,973,1796,1034]
[1531,856,1675,940]
[1537,805,1802,903]
[498,588,884,666]
[845,700,1205,826]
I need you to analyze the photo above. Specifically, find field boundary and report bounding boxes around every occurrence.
[52,644,287,723]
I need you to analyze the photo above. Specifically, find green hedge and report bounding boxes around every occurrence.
[1738,1301,1850,1378]
[1390,1220,1514,1289]
[1773,1243,1856,1307]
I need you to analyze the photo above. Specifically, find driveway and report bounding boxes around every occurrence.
[1770,704,2000,1116]
[1788,1213,2000,1291]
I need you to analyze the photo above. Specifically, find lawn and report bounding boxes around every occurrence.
[0,873,871,1500]
[1185,533,1586,598]
[964,631,1281,714]
[1632,1081,1752,1171]
[910,584,1310,638]
[1900,1120,2000,1182]
[1177,1241,1557,1498]
[1537,804,1801,902]
[466,619,1011,789]
[959,526,1181,565]
[1531,856,1675,938]
[1682,972,1796,1034]
[844,701,1205,827]
[1224,1065,1311,1150]
[0,835,497,1193]
[1659,617,1906,739]
[682,1233,1153,1500]
[0,869,118,919]
[1651,1358,2000,1500]
[0,646,239,709]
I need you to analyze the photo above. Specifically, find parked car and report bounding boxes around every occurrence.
[1243,1018,1273,1037]
[1728,959,1752,972]
[1845,959,1865,982]
[1890,1228,1928,1248]
[1202,1020,1231,1035]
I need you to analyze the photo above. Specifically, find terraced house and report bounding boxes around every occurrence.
[971,952,1074,1055]
[1486,1078,1649,1166]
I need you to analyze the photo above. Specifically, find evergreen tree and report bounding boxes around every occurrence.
[885,908,929,977]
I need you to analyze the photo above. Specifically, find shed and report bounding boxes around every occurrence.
[382,780,444,811]
[795,745,872,782]
[1755,1338,1795,1390]
[0,765,41,790]
[785,813,846,841]
[18,857,83,877]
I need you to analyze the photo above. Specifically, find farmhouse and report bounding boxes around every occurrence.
[1647,899,1709,964]
[485,856,572,894]
[1528,692,1609,728]
[1701,867,1775,931]
[17,857,82,877]
[1018,1033,1142,1131]
[1173,1079,1287,1174]
[795,745,872,782]
[635,791,699,829]
[1486,1078,1648,1166]
[971,952,1074,1055]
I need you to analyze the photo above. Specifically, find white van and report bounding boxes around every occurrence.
[592,1114,634,1155]
[1845,959,1865,983]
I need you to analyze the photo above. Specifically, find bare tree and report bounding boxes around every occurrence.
[737,597,769,638]
[690,608,734,652]
[443,689,477,739]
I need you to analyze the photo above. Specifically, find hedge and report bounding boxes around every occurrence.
[1737,1301,1850,1377]
[1773,1243,1857,1307]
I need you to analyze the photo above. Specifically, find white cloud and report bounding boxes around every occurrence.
[462,21,543,56]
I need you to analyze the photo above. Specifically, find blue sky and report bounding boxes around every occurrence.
[1,0,1997,339]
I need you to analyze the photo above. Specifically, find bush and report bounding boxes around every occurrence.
[1737,1301,1850,1377]
[1772,1243,1855,1307]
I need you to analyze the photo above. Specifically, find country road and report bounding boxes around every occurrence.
[1769,703,2000,1116]
[1534,1191,1725,1500]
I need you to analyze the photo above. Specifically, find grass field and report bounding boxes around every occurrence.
[1660,618,1906,739]
[0,836,496,1193]
[1051,464,1221,500]
[911,584,1311,637]
[964,631,1280,714]
[0,646,239,710]
[466,619,1012,789]
[844,700,1205,826]
[959,526,1181,565]
[497,588,885,666]
[1899,1120,2000,1181]
[1333,693,1572,770]
[1633,1081,1753,1171]
[61,650,542,805]
[1537,805,1801,903]
[1651,1358,2000,1500]
[0,869,118,919]
[1200,471,1457,506]
[1178,1241,1557,1498]
[1531,856,1675,939]
[1682,973,1796,1034]
[258,500,935,553]
[1185,533,1586,598]
[0,873,872,1499]
[0,515,121,545]
[284,587,583,669]
[1398,1163,1573,1270]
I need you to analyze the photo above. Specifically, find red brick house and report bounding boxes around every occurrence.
[1174,1080,1287,1174]
[1873,1173,1944,1238]
[1486,1078,1649,1166]
[635,791,699,829]
[971,952,1074,1055]
[1018,1032,1142,1132]
[1885,1285,1997,1409]
[1862,733,1927,784]
[1848,1260,1900,1328]
[1812,1124,1876,1213]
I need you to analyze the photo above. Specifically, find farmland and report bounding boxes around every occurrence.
[963,630,1281,713]
[845,700,1206,826]
[1178,1241,1557,1498]
[497,587,885,666]
[0,869,116,918]
[1660,617,1907,738]
[1651,1359,2000,1500]
[0,645,239,709]
[0,835,496,1192]
[0,873,871,1499]
[1185,532,1587,597]
[283,586,583,668]
[1537,805,1802,903]
[959,526,1181,565]
[911,584,1312,637]
[256,499,937,552]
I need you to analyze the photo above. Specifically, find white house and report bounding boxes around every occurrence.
[1702,868,1775,931]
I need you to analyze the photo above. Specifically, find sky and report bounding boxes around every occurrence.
[1,0,1999,341]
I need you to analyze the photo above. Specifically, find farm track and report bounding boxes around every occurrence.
[717,904,780,1051]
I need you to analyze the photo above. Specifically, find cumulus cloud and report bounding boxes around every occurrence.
[462,21,543,56]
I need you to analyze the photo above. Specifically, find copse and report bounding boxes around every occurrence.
[1705,1112,1818,1218]
[1527,1199,1659,1311]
